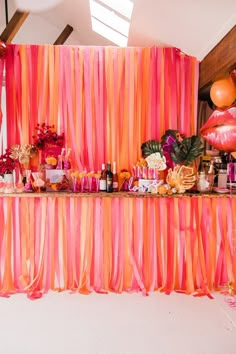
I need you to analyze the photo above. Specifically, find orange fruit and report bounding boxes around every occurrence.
[158,185,167,195]
[167,189,173,195]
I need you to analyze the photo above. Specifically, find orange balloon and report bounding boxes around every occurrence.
[210,77,236,108]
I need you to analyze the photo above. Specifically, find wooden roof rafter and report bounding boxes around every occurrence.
[0,10,29,43]
[54,24,73,45]
[199,25,236,100]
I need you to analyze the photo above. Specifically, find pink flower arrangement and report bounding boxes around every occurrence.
[33,123,64,150]
[0,149,16,175]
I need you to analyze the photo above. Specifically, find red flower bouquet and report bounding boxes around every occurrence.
[0,149,16,175]
[33,123,64,150]
[33,123,64,164]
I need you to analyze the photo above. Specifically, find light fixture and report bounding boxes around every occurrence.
[14,0,63,12]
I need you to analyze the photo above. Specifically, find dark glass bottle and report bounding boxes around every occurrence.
[106,162,113,192]
[198,156,205,173]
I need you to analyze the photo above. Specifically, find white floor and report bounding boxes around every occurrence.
[0,291,235,354]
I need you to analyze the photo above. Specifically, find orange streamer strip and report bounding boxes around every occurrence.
[5,44,199,171]
[0,195,235,299]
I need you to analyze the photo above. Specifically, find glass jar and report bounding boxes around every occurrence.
[197,172,214,192]
[218,169,227,189]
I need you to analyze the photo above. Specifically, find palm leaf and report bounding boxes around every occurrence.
[170,136,204,166]
[141,140,163,158]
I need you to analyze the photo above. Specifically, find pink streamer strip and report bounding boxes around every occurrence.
[0,196,234,299]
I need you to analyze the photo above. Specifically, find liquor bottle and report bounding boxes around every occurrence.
[112,161,119,192]
[99,163,107,191]
[198,156,203,173]
[208,160,214,174]
[56,155,64,170]
[106,162,113,192]
[207,160,215,187]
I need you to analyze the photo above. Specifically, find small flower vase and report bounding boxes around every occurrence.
[24,170,34,192]
[123,180,129,191]
[71,176,80,193]
[0,175,5,192]
[45,164,55,170]
[64,159,71,170]
[4,173,15,193]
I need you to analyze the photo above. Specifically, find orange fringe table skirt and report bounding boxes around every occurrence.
[0,192,235,299]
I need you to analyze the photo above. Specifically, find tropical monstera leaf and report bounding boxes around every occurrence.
[141,140,163,158]
[170,136,204,166]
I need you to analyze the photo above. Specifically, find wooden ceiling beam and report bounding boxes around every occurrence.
[54,24,73,45]
[0,10,29,43]
[199,25,236,98]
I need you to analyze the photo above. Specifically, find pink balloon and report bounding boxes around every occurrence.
[200,105,236,152]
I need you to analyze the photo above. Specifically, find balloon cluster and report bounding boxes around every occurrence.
[0,40,7,58]
[201,70,236,152]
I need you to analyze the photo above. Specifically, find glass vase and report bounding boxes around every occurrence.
[4,173,15,193]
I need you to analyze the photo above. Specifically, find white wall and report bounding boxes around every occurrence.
[0,291,236,354]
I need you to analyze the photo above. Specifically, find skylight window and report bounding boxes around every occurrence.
[98,0,134,19]
[89,0,134,47]
[91,17,128,46]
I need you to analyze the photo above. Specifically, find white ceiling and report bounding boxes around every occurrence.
[0,0,236,60]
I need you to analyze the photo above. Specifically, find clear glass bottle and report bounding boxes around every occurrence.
[63,158,71,170]
[99,163,107,191]
[218,169,227,189]
[207,160,215,187]
[56,155,64,170]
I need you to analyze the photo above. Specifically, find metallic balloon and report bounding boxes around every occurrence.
[200,105,236,152]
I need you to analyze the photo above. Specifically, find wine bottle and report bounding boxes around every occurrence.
[106,162,113,192]
[99,163,107,191]
[112,161,119,192]
[198,156,204,173]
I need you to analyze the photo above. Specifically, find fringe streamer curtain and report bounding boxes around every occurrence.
[0,195,235,299]
[197,100,213,151]
[0,56,5,153]
[5,44,199,171]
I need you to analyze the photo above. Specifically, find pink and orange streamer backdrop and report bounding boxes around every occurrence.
[0,55,4,133]
[3,44,199,171]
[0,195,235,299]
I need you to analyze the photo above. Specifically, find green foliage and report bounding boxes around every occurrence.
[170,136,204,166]
[141,140,163,158]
